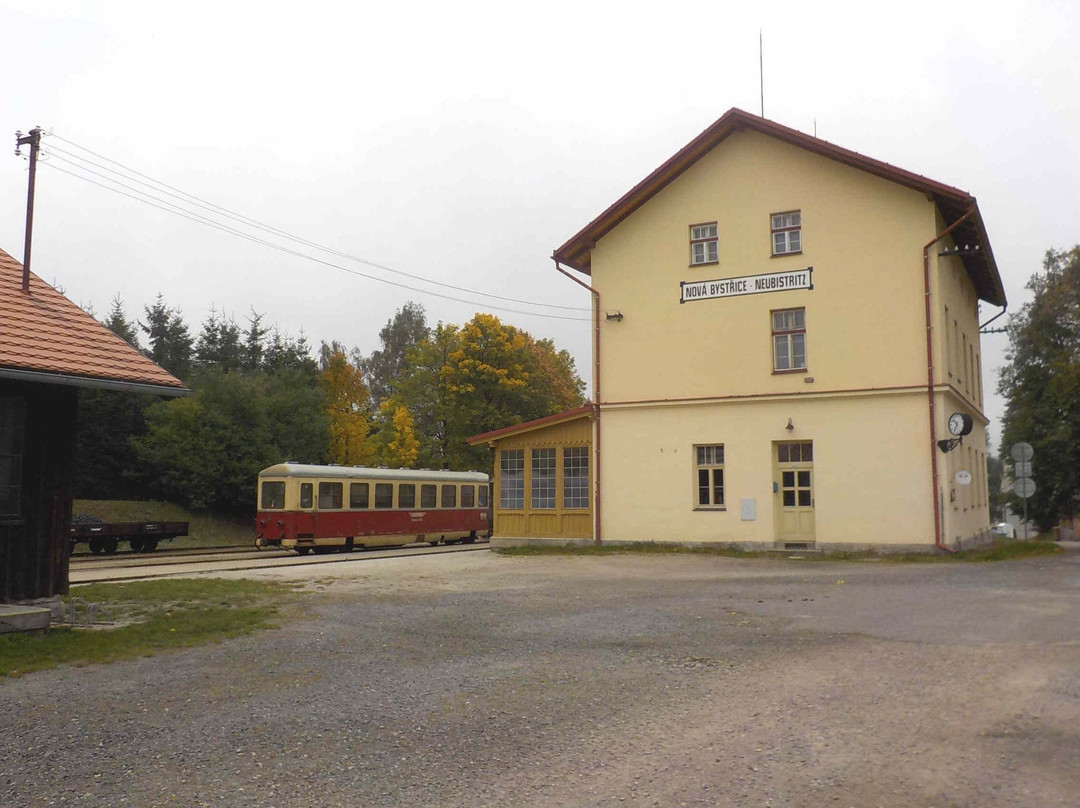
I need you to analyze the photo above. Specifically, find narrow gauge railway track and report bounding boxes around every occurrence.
[71,546,289,570]
[71,544,258,562]
[70,541,490,585]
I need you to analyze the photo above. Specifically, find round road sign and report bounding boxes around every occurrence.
[1013,477,1037,498]
[1011,442,1034,462]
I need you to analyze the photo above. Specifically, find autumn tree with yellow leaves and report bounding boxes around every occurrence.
[320,348,376,466]
[387,313,585,470]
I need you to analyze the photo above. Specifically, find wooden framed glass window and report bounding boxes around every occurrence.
[461,485,475,508]
[500,449,524,509]
[318,481,343,509]
[695,444,725,508]
[374,482,394,509]
[441,484,457,508]
[771,210,801,255]
[563,446,589,509]
[531,448,556,509]
[349,482,369,509]
[420,484,437,508]
[690,222,718,265]
[299,483,313,509]
[398,483,416,509]
[772,308,807,371]
[478,485,489,508]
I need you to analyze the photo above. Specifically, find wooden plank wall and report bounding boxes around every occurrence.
[0,381,76,601]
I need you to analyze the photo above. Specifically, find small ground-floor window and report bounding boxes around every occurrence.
[694,444,725,508]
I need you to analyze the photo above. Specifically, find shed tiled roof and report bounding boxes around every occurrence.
[0,246,185,394]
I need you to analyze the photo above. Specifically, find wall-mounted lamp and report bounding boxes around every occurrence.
[605,310,624,322]
[785,418,794,431]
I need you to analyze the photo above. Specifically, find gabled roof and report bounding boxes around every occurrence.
[466,404,594,446]
[0,247,186,395]
[553,108,1005,307]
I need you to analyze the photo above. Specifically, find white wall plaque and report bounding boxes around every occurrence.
[681,267,813,303]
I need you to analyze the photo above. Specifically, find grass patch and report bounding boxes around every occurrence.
[73,500,253,549]
[494,538,1064,563]
[0,579,297,679]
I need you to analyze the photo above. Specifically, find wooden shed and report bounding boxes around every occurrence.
[468,405,594,544]
[0,247,185,601]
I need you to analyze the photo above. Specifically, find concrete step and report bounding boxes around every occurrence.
[0,604,52,633]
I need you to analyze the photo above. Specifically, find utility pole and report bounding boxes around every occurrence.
[14,127,42,294]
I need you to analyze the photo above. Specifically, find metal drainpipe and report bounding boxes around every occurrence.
[923,207,976,552]
[553,258,602,545]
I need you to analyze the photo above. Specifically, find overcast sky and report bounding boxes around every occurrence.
[2,1,1077,451]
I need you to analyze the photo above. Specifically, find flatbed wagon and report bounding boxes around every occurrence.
[69,520,190,554]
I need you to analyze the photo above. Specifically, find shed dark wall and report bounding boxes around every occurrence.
[0,380,77,601]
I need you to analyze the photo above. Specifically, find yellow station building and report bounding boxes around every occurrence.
[485,109,1004,551]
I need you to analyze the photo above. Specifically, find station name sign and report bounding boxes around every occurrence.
[680,267,813,303]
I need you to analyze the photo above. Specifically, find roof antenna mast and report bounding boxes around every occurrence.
[759,30,764,118]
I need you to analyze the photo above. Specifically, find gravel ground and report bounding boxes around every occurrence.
[3,547,1080,808]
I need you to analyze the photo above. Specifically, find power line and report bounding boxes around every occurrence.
[45,134,591,314]
[39,160,591,322]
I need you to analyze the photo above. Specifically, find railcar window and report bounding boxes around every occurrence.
[478,485,489,508]
[300,483,313,509]
[350,482,369,509]
[461,485,475,507]
[441,484,457,508]
[399,483,416,508]
[261,481,286,510]
[375,483,394,509]
[318,482,343,509]
[421,484,437,508]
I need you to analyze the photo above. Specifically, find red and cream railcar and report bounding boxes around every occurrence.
[256,464,490,554]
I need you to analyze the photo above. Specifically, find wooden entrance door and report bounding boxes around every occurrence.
[776,441,815,542]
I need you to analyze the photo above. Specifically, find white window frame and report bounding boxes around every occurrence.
[694,444,725,509]
[530,448,556,510]
[499,449,524,510]
[771,210,802,256]
[772,308,807,372]
[562,446,589,510]
[690,222,718,266]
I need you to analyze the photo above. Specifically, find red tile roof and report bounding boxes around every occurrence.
[0,246,185,394]
[553,108,1006,307]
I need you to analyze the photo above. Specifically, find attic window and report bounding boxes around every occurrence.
[690,223,718,265]
[771,210,802,255]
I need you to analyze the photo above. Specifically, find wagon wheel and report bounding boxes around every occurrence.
[88,538,104,555]
[428,537,441,546]
[342,537,354,553]
[295,547,311,556]
[462,531,477,544]
[142,538,159,553]
[103,537,119,555]
[130,538,145,553]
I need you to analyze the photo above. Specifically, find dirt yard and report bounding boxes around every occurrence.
[3,548,1079,807]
